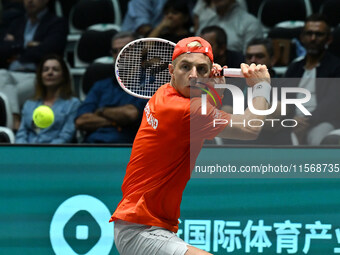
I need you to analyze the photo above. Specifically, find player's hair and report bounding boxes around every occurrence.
[187,41,202,47]
[200,25,228,48]
[304,14,331,34]
[247,38,274,58]
[34,54,73,100]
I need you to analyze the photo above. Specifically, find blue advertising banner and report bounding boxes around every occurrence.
[0,145,340,254]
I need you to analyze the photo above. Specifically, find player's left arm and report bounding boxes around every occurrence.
[218,63,271,140]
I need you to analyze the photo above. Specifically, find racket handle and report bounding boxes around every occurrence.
[222,68,244,77]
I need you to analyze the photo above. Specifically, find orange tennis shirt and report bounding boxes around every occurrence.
[110,83,230,232]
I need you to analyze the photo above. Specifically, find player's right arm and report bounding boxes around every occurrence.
[218,63,271,140]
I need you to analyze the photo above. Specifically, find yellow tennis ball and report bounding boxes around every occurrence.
[32,105,54,128]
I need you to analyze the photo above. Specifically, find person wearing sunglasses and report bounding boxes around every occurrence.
[284,14,340,145]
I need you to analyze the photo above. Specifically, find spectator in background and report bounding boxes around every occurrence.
[121,0,168,36]
[0,0,68,131]
[221,37,291,145]
[245,38,277,77]
[0,0,25,38]
[0,0,67,71]
[284,14,340,145]
[121,0,196,37]
[15,54,80,144]
[193,0,263,52]
[245,38,292,145]
[200,25,244,68]
[148,0,193,43]
[75,32,147,144]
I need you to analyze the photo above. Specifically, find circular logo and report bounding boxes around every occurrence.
[50,195,114,255]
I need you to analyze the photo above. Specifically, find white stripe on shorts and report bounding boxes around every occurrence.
[114,220,188,255]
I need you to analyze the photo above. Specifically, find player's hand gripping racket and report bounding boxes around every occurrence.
[115,38,244,99]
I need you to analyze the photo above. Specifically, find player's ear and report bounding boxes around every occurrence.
[169,64,174,76]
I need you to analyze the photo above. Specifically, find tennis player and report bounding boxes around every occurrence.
[110,37,271,255]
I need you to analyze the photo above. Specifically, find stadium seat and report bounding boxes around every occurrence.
[258,0,312,32]
[245,0,263,16]
[66,0,122,66]
[309,0,324,13]
[118,0,129,19]
[69,0,121,35]
[0,127,15,143]
[320,129,340,146]
[329,25,340,59]
[74,25,120,68]
[0,92,13,129]
[267,26,304,67]
[54,0,80,20]
[319,0,340,28]
[79,62,114,101]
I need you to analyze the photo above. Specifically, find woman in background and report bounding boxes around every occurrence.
[15,54,80,144]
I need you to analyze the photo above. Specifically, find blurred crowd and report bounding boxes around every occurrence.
[0,0,340,146]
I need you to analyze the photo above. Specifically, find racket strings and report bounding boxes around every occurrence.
[117,40,174,98]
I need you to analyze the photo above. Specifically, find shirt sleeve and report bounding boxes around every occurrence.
[121,0,153,31]
[15,102,31,144]
[76,82,102,118]
[193,0,205,16]
[241,15,264,52]
[50,98,81,144]
[186,97,230,140]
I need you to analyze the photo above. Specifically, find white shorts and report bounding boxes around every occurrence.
[114,220,188,255]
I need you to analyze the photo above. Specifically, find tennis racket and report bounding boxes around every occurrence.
[115,38,244,99]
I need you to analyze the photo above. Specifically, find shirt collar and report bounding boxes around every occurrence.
[26,8,48,23]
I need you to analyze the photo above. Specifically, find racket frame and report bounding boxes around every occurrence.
[115,38,244,99]
[115,37,176,99]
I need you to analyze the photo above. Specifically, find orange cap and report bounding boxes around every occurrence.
[172,37,214,63]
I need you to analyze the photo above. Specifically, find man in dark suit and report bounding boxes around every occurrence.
[0,0,68,131]
[284,14,340,145]
[0,0,68,71]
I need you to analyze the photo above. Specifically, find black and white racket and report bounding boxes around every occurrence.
[115,38,244,99]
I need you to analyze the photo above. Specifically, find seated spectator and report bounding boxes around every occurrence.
[245,38,277,77]
[15,54,80,144]
[75,32,148,144]
[245,38,293,145]
[0,0,67,71]
[0,0,25,38]
[148,0,194,43]
[121,0,168,36]
[284,14,340,145]
[193,0,263,52]
[0,0,68,130]
[200,25,244,68]
[221,37,291,145]
[121,0,196,37]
